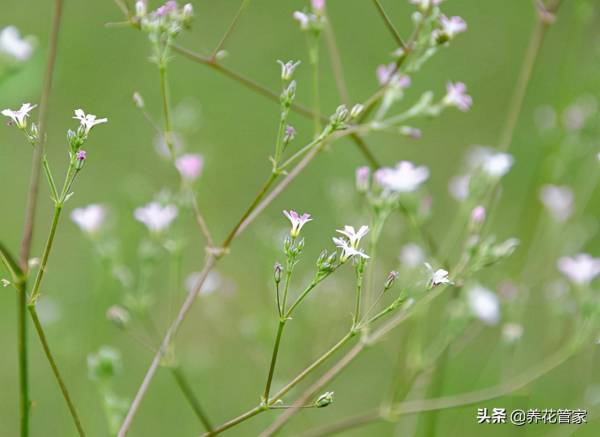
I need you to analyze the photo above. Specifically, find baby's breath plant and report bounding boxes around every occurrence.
[1,0,599,437]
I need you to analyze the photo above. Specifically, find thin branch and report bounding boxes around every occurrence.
[29,306,86,436]
[170,366,214,432]
[210,0,252,60]
[191,195,215,248]
[371,0,407,49]
[324,15,349,104]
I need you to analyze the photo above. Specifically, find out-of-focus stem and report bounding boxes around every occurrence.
[171,366,214,432]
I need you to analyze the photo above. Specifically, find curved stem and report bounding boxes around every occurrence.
[171,366,214,432]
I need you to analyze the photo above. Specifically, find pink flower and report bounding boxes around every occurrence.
[355,166,370,192]
[76,150,87,161]
[283,210,312,237]
[311,0,325,12]
[155,0,177,17]
[175,153,203,182]
[443,82,472,112]
[439,15,467,38]
[470,205,486,224]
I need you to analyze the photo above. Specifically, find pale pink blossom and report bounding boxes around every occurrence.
[439,15,467,38]
[134,202,178,233]
[0,26,34,61]
[502,323,523,343]
[311,0,325,11]
[557,254,600,286]
[336,225,369,249]
[400,243,425,268]
[470,205,486,224]
[175,153,203,182]
[355,166,370,192]
[448,174,470,201]
[375,161,429,193]
[293,11,310,29]
[283,210,312,237]
[71,204,106,234]
[443,82,472,111]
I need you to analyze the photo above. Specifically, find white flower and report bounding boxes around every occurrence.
[439,15,467,38]
[0,26,34,61]
[186,271,222,295]
[333,237,369,262]
[557,253,600,286]
[468,147,513,178]
[400,243,425,268]
[448,174,470,201]
[539,185,573,222]
[443,82,472,112]
[375,161,429,193]
[467,285,500,325]
[283,210,312,238]
[1,278,10,287]
[1,103,37,129]
[409,0,443,9]
[134,202,178,233]
[71,204,107,234]
[336,225,369,249]
[175,154,203,182]
[73,109,108,135]
[293,11,310,29]
[502,323,523,344]
[425,262,452,287]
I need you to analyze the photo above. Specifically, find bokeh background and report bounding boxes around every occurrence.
[1,0,600,436]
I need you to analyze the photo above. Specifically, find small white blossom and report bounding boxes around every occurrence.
[448,174,470,201]
[134,201,178,233]
[502,323,523,344]
[467,285,500,325]
[539,185,573,222]
[333,237,369,262]
[468,147,513,178]
[425,262,452,287]
[336,225,369,249]
[73,108,108,135]
[443,82,472,111]
[1,278,10,287]
[186,271,222,295]
[283,210,312,238]
[71,204,106,234]
[439,15,467,39]
[375,161,429,193]
[557,253,600,286]
[0,26,34,61]
[1,103,37,129]
[400,243,425,268]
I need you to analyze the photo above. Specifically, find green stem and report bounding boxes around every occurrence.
[159,64,175,161]
[171,366,214,432]
[17,280,29,437]
[309,43,321,137]
[42,155,59,201]
[353,266,364,328]
[28,306,86,436]
[221,172,279,249]
[263,320,286,402]
[285,280,318,316]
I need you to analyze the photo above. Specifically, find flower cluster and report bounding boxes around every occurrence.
[0,26,35,64]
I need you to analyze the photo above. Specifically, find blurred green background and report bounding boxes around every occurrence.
[1,0,600,436]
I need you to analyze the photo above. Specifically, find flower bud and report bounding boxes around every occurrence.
[283,125,296,143]
[315,391,334,408]
[106,305,130,329]
[281,80,297,106]
[75,150,87,170]
[87,346,122,382]
[135,0,147,16]
[384,271,399,291]
[350,103,364,119]
[133,92,145,108]
[470,205,486,228]
[278,60,301,81]
[330,105,349,129]
[182,3,194,20]
[274,262,283,284]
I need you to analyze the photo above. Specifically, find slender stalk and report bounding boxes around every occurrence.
[323,18,349,104]
[371,0,407,49]
[158,65,175,161]
[16,281,29,437]
[263,320,286,402]
[221,172,279,249]
[210,0,251,60]
[309,43,321,136]
[191,194,215,248]
[28,306,86,436]
[171,366,214,432]
[206,406,264,436]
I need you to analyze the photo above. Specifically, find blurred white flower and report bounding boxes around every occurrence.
[468,147,513,178]
[186,271,222,295]
[71,204,106,234]
[134,202,178,233]
[448,174,470,201]
[534,105,557,131]
[400,243,425,268]
[425,263,452,287]
[175,153,203,182]
[557,253,600,286]
[410,0,443,9]
[1,103,36,129]
[443,82,472,111]
[375,161,429,193]
[0,26,34,61]
[439,15,467,39]
[467,285,500,325]
[333,237,369,262]
[73,109,108,135]
[539,184,573,222]
[502,323,523,344]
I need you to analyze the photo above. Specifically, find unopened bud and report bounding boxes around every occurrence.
[384,271,399,290]
[106,305,130,328]
[283,125,296,143]
[330,105,349,129]
[277,60,301,81]
[274,262,283,283]
[133,92,145,108]
[75,150,87,170]
[315,391,334,408]
[355,166,370,193]
[281,80,297,106]
[135,0,147,16]
[470,205,486,226]
[350,103,364,119]
[182,3,194,19]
